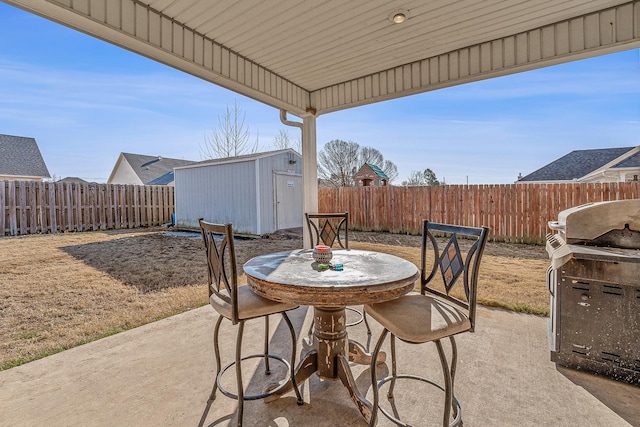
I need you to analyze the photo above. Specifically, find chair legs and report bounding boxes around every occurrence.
[435,339,452,427]
[264,316,270,375]
[368,328,388,427]
[369,330,462,427]
[449,336,459,421]
[209,313,302,427]
[282,312,304,406]
[209,315,224,401]
[235,321,246,425]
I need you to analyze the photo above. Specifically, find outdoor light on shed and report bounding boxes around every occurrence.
[389,10,408,24]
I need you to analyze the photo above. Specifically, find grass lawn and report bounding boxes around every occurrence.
[0,227,549,370]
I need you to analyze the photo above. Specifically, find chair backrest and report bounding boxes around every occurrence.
[420,220,489,331]
[305,212,349,249]
[199,218,240,323]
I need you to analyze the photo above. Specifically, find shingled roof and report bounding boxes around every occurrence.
[611,151,640,169]
[365,163,390,179]
[0,134,51,179]
[118,153,195,185]
[518,147,636,182]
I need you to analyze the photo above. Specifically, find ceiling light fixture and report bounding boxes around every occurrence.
[389,9,409,24]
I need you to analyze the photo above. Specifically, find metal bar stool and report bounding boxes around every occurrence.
[365,220,489,426]
[199,219,303,427]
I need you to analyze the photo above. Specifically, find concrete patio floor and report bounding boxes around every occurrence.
[0,305,638,427]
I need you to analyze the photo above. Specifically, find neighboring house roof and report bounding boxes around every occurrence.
[611,151,640,169]
[108,152,196,185]
[58,177,88,183]
[518,147,636,182]
[147,171,175,185]
[0,134,51,179]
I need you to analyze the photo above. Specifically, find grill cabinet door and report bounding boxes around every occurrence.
[559,258,640,374]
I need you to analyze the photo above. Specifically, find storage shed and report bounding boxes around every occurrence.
[174,149,303,236]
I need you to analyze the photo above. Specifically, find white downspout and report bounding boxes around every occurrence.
[280,109,317,248]
[255,158,261,235]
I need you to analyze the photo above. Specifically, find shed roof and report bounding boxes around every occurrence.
[177,149,301,170]
[518,147,636,182]
[0,133,50,179]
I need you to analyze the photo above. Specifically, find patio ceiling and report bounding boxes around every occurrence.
[5,0,640,117]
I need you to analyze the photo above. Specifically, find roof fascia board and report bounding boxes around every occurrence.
[107,153,125,183]
[175,149,300,171]
[311,2,640,115]
[0,175,45,180]
[580,146,640,181]
[610,166,640,171]
[5,0,312,116]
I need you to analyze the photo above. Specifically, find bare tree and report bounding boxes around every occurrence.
[358,146,384,166]
[200,100,258,159]
[318,140,361,187]
[402,168,440,186]
[382,160,399,182]
[272,129,301,153]
[318,140,399,186]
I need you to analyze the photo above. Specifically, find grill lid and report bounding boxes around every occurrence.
[556,199,640,244]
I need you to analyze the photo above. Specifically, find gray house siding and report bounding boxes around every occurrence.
[174,149,302,236]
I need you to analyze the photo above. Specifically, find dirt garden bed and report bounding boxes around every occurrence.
[0,227,549,370]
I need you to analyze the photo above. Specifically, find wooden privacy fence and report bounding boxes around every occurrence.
[1,180,174,237]
[319,182,640,244]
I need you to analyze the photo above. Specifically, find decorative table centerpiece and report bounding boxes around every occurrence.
[312,245,333,264]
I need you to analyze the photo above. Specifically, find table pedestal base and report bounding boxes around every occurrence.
[267,306,385,423]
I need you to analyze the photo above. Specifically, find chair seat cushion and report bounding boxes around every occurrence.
[210,285,298,321]
[365,293,471,343]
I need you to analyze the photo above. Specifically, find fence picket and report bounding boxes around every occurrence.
[0,182,6,235]
[28,181,37,234]
[319,182,640,244]
[8,183,16,235]
[0,181,174,236]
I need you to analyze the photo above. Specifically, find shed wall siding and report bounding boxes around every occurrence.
[175,161,257,234]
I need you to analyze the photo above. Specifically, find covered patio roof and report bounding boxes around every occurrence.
[4,0,640,245]
[5,1,639,117]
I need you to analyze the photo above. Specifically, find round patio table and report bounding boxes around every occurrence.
[243,249,419,423]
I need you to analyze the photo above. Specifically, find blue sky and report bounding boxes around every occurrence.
[0,3,638,184]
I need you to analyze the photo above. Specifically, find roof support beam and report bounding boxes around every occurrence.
[301,115,317,249]
[312,1,640,114]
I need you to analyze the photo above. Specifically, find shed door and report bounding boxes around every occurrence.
[274,173,303,230]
